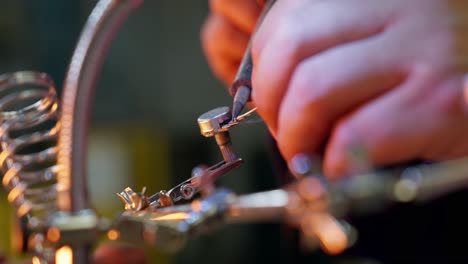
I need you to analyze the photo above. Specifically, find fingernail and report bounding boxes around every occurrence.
[290,153,315,178]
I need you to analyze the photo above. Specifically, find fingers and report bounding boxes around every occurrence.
[252,0,394,133]
[209,0,262,33]
[201,14,250,84]
[202,0,261,84]
[275,34,405,164]
[323,73,468,178]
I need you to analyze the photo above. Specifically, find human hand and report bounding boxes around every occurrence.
[201,0,264,86]
[249,0,468,178]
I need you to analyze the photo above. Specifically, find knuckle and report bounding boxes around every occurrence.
[273,14,304,60]
[289,60,330,116]
[271,1,333,59]
[253,11,306,64]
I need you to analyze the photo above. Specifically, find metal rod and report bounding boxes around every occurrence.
[57,0,143,213]
[227,189,288,223]
[57,0,143,263]
[111,158,468,254]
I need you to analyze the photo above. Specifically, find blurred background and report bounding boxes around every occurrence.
[0,1,282,263]
[5,2,468,264]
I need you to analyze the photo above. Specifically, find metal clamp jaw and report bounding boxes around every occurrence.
[118,106,253,211]
[114,105,353,254]
[114,175,356,254]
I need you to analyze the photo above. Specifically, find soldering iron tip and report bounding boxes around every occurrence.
[232,102,243,121]
[231,85,251,121]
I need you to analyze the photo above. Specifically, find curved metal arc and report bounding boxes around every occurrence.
[57,0,143,213]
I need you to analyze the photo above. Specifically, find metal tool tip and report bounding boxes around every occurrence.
[232,102,243,121]
[232,86,250,120]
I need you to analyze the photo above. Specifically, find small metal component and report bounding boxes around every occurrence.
[198,107,238,162]
[117,187,150,211]
[222,107,258,130]
[156,191,173,207]
[198,106,232,137]
[198,106,245,162]
[232,86,250,121]
[215,132,237,162]
[114,189,237,253]
[198,106,258,135]
[193,165,215,196]
[138,159,243,210]
[129,106,248,211]
[156,177,203,206]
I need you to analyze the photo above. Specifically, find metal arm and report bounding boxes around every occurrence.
[54,0,143,263]
[115,156,468,254]
[58,0,143,213]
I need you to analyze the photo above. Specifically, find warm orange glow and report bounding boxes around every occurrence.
[315,215,347,255]
[301,213,348,255]
[7,185,22,203]
[32,256,41,264]
[191,200,202,212]
[2,166,18,186]
[47,227,61,243]
[229,206,241,217]
[55,246,73,264]
[17,203,31,217]
[0,150,12,169]
[151,212,189,221]
[107,229,120,241]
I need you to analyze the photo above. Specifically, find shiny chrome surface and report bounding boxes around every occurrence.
[55,0,143,263]
[57,0,143,213]
[0,71,60,262]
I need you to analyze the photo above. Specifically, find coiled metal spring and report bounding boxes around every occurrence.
[0,71,60,232]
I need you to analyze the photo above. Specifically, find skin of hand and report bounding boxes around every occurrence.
[201,0,468,178]
[201,0,263,85]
